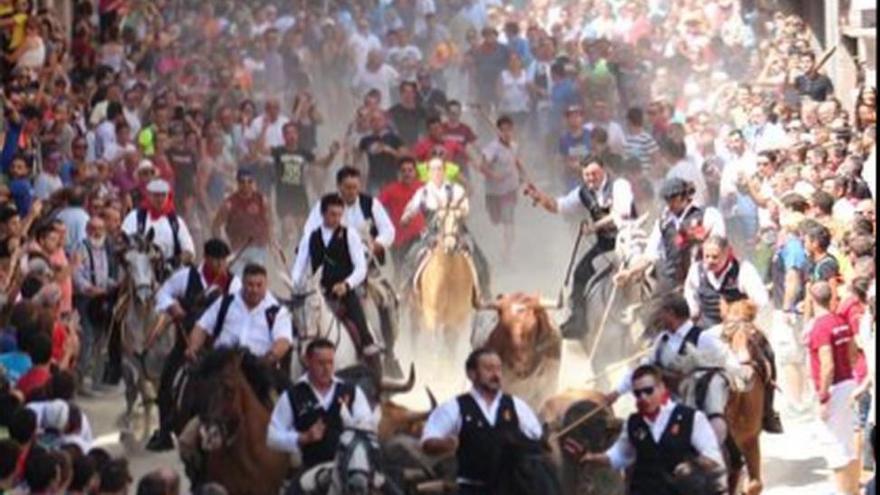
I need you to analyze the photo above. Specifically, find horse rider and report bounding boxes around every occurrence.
[179,262,294,479]
[614,177,725,293]
[267,338,373,495]
[145,238,241,452]
[578,364,726,495]
[303,166,395,266]
[606,294,747,445]
[292,193,382,368]
[421,348,544,495]
[401,157,492,298]
[121,178,195,276]
[683,236,783,434]
[302,166,396,367]
[524,154,637,337]
[684,236,769,329]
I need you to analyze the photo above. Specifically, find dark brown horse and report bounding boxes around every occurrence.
[193,347,288,495]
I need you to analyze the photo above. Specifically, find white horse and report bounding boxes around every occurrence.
[298,405,402,495]
[115,232,173,445]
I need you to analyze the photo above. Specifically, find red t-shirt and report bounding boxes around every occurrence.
[837,296,867,383]
[16,365,51,399]
[808,313,855,391]
[378,180,425,247]
[441,123,477,164]
[412,137,465,164]
[52,322,68,365]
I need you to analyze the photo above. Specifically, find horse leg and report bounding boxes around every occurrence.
[741,436,763,495]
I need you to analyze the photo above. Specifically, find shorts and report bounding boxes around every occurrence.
[277,188,310,219]
[768,310,806,366]
[818,379,857,469]
[485,191,517,225]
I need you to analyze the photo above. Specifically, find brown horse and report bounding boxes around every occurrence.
[722,301,770,495]
[194,347,288,495]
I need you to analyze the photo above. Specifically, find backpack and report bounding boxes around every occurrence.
[211,294,281,341]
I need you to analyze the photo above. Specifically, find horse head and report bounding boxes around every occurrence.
[334,405,384,495]
[196,348,273,451]
[120,231,162,304]
[434,204,464,254]
[614,213,651,267]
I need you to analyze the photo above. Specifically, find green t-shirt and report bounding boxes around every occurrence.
[417,161,460,183]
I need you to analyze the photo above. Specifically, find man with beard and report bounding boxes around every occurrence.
[73,217,119,395]
[578,365,725,495]
[525,156,636,337]
[421,348,543,495]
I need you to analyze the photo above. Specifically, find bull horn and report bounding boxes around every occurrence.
[381,363,416,394]
[538,293,564,310]
[426,387,438,410]
[474,299,500,311]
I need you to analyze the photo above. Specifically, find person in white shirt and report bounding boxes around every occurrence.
[421,348,543,493]
[401,158,491,298]
[102,121,137,164]
[303,167,396,262]
[578,365,725,495]
[348,18,382,73]
[684,236,769,328]
[245,98,290,151]
[121,179,195,268]
[525,155,636,337]
[146,239,242,452]
[351,50,400,107]
[267,339,372,476]
[616,177,725,292]
[293,194,379,361]
[606,294,747,443]
[185,263,293,365]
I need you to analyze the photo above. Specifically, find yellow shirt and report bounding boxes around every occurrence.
[416,161,461,183]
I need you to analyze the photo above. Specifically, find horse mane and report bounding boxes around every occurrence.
[196,347,275,408]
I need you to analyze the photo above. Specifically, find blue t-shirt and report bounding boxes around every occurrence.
[9,178,33,216]
[780,237,808,272]
[0,351,33,385]
[558,128,592,189]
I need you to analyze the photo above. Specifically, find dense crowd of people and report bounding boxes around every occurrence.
[0,0,875,493]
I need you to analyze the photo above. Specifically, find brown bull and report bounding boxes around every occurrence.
[539,389,625,495]
[378,389,437,441]
[478,293,563,409]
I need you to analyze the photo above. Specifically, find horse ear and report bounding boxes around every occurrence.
[340,403,354,428]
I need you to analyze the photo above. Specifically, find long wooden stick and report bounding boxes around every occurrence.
[550,404,612,442]
[584,347,652,385]
[587,280,619,363]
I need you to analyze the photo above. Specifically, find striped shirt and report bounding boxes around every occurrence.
[624,130,660,170]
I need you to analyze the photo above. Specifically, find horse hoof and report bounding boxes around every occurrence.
[745,480,763,495]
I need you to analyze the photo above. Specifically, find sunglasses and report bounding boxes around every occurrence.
[633,386,655,399]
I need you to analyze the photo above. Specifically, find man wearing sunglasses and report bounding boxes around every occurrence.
[578,365,725,495]
[606,294,742,445]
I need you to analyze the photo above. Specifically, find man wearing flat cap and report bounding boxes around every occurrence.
[616,177,725,292]
[146,238,241,451]
[121,178,195,271]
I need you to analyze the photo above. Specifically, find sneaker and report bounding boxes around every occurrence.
[145,430,174,452]
[762,411,784,434]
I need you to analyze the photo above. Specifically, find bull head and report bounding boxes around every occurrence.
[380,363,416,396]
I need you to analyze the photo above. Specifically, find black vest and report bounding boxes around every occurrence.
[288,381,356,468]
[696,259,744,327]
[358,193,378,238]
[659,205,705,288]
[627,404,699,495]
[309,227,355,290]
[577,177,637,244]
[181,267,230,334]
[456,393,521,485]
[136,208,182,260]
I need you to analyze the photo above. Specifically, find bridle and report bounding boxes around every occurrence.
[335,427,382,494]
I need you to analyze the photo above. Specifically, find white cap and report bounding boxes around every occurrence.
[42,400,70,431]
[136,159,155,173]
[146,179,171,194]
